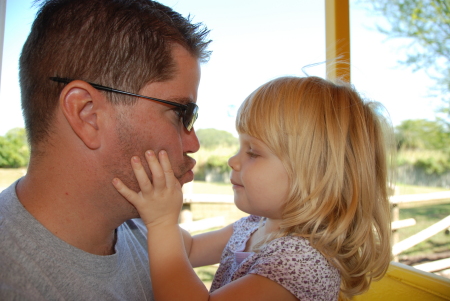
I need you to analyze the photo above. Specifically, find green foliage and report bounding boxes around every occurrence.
[192,145,238,181]
[206,155,232,173]
[0,128,30,168]
[415,157,450,174]
[361,0,450,104]
[192,129,238,181]
[196,128,238,149]
[191,129,238,182]
[396,119,450,150]
[397,148,445,165]
[396,118,450,174]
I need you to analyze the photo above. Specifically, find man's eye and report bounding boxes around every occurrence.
[173,108,182,118]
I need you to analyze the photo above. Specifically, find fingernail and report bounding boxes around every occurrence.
[160,150,167,156]
[132,156,140,163]
[146,150,154,156]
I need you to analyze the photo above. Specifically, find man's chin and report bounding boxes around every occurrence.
[179,170,194,186]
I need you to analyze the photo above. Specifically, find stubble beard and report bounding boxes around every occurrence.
[108,113,193,218]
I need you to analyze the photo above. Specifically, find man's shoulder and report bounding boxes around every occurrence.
[0,188,153,300]
[0,217,152,300]
[0,181,18,205]
[0,228,50,301]
[0,183,21,238]
[0,181,35,237]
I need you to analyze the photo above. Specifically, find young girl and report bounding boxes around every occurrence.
[113,76,394,301]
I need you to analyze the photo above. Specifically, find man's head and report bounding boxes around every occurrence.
[20,0,211,149]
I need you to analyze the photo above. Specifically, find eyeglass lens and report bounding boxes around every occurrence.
[184,103,199,131]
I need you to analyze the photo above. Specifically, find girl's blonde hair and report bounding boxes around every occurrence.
[236,76,394,299]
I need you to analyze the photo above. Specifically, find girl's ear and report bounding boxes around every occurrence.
[59,80,105,150]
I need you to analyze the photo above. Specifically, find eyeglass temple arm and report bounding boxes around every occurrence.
[49,77,187,109]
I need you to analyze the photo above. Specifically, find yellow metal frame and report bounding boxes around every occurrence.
[325,0,350,82]
[353,262,450,301]
[324,5,450,299]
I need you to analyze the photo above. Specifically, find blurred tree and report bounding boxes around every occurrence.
[361,0,450,105]
[196,128,238,149]
[396,119,450,150]
[396,119,450,173]
[0,128,30,168]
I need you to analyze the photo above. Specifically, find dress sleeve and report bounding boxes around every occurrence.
[247,236,341,301]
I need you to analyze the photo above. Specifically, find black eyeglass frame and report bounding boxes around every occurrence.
[49,77,198,131]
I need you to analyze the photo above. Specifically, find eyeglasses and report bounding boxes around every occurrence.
[49,77,199,131]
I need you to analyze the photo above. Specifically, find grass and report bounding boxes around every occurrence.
[393,184,450,260]
[0,168,26,188]
[397,203,450,257]
[192,181,233,195]
[193,265,218,290]
[395,183,449,195]
[397,149,447,166]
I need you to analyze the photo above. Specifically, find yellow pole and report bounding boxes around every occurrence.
[325,0,351,82]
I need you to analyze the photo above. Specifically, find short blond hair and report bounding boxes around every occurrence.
[236,76,394,299]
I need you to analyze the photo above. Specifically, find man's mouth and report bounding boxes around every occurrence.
[176,156,197,181]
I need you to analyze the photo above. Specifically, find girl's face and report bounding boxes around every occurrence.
[228,133,289,219]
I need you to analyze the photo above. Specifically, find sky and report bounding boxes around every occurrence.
[0,0,441,137]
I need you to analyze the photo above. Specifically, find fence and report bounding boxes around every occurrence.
[390,191,450,273]
[182,191,450,274]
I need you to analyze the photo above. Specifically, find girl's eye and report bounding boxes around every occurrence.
[246,150,259,158]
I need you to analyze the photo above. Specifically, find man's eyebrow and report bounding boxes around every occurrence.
[168,97,195,105]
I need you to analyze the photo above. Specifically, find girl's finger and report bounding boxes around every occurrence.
[131,156,153,194]
[158,150,178,188]
[112,177,141,206]
[145,150,166,190]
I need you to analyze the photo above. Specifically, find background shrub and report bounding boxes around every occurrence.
[0,128,29,168]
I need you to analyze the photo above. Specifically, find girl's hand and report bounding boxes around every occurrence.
[112,150,183,228]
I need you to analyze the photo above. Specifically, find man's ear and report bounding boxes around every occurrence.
[59,80,105,150]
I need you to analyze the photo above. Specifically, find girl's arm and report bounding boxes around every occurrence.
[112,150,297,301]
[180,224,234,267]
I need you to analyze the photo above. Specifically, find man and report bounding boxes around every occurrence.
[0,0,211,299]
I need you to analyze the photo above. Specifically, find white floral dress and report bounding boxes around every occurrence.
[210,215,341,301]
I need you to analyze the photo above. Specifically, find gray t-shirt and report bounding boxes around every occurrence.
[0,181,154,300]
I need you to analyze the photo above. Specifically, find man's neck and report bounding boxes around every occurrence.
[16,166,124,255]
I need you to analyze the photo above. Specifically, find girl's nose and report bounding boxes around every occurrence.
[228,154,240,171]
